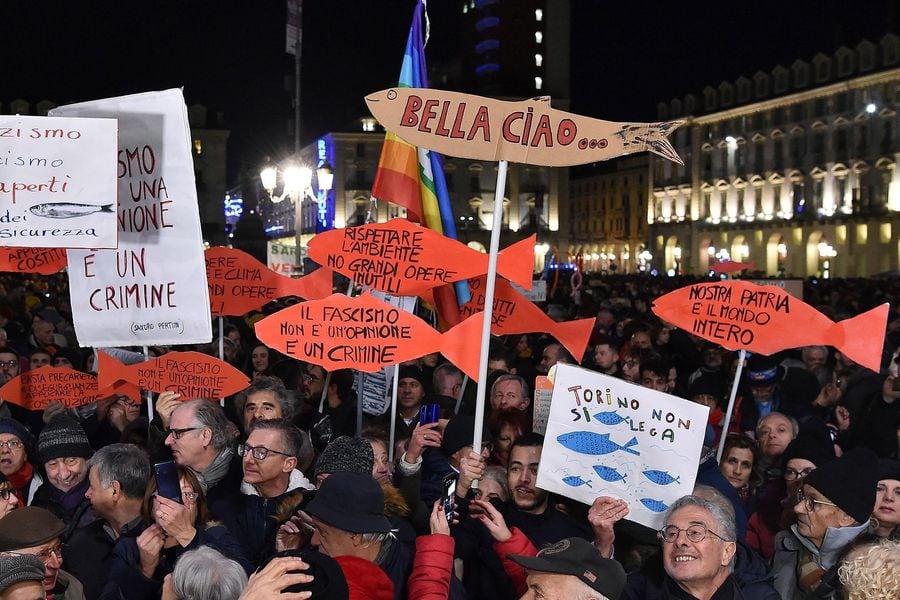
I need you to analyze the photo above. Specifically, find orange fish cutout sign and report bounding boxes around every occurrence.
[458,276,595,361]
[205,247,333,316]
[0,247,68,275]
[97,350,251,398]
[709,261,755,275]
[652,280,889,372]
[0,367,100,410]
[254,291,486,380]
[307,219,534,295]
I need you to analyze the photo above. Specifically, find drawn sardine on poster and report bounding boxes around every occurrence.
[537,364,709,530]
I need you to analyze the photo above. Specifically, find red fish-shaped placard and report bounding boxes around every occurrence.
[95,380,142,403]
[0,247,68,275]
[709,261,754,275]
[97,350,251,399]
[307,219,534,296]
[254,291,486,380]
[457,276,595,361]
[205,247,334,317]
[0,366,100,410]
[652,280,889,372]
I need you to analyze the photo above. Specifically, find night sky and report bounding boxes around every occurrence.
[2,1,896,184]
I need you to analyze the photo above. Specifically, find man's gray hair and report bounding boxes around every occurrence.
[183,399,234,450]
[235,376,297,423]
[801,345,828,363]
[491,373,530,400]
[756,411,799,438]
[665,493,737,572]
[172,546,247,600]
[88,443,151,499]
[249,419,304,460]
[433,362,463,395]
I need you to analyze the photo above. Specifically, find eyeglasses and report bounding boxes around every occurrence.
[795,489,838,513]
[302,373,322,383]
[0,487,11,500]
[238,444,292,461]
[784,467,815,481]
[658,524,730,544]
[0,440,24,450]
[6,543,64,565]
[182,491,200,504]
[165,427,202,440]
[0,360,18,368]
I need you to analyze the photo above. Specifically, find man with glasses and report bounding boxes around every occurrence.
[490,374,531,412]
[0,506,84,599]
[0,419,40,506]
[233,419,312,564]
[773,447,879,599]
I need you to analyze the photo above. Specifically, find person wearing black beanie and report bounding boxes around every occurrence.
[871,458,900,539]
[772,447,879,599]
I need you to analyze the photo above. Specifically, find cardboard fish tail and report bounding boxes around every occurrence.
[646,120,686,165]
[96,350,137,390]
[553,318,597,363]
[285,266,334,301]
[435,312,486,382]
[497,236,538,290]
[828,303,890,372]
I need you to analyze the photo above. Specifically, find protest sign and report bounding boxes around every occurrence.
[267,241,298,275]
[537,364,708,529]
[0,247,67,274]
[50,89,212,346]
[205,247,333,316]
[0,115,118,248]
[254,291,484,379]
[511,279,546,302]
[709,260,754,274]
[748,278,803,300]
[306,218,534,295]
[361,291,419,416]
[532,375,552,435]
[458,275,594,361]
[97,350,250,399]
[0,366,101,410]
[652,280,887,372]
[365,88,684,166]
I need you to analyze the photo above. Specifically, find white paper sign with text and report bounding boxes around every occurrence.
[0,115,118,248]
[537,364,708,530]
[51,90,212,346]
[267,241,297,275]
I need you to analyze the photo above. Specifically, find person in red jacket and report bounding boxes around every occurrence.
[408,501,456,600]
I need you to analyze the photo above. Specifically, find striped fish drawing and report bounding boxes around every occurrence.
[562,475,592,488]
[557,431,640,456]
[640,498,669,513]
[642,470,681,485]
[592,410,628,426]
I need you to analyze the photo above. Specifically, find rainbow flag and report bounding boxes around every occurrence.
[371,0,469,327]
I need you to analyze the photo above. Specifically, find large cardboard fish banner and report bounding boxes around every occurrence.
[307,219,534,296]
[538,364,708,530]
[0,247,68,274]
[458,275,595,361]
[0,366,103,410]
[205,247,333,317]
[365,88,685,166]
[254,291,485,380]
[709,260,754,275]
[0,115,119,249]
[652,280,889,372]
[97,350,250,399]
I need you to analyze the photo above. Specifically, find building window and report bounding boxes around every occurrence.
[535,31,542,44]
[535,53,543,67]
[774,138,784,171]
[535,76,543,90]
[535,8,542,21]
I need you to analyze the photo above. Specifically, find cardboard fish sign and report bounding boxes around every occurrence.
[205,247,333,316]
[307,219,534,295]
[365,88,684,166]
[0,367,101,410]
[97,350,251,398]
[457,275,595,361]
[0,247,68,275]
[652,280,889,372]
[254,291,486,380]
[709,261,754,275]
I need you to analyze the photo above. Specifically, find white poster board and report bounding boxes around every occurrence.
[267,241,297,275]
[51,90,212,346]
[537,364,709,530]
[0,115,118,248]
[365,290,418,415]
[511,279,546,303]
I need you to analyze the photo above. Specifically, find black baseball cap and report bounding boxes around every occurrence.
[509,538,626,599]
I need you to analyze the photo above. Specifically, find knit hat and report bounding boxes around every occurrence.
[441,415,492,458]
[273,550,350,599]
[804,447,879,524]
[509,537,626,599]
[878,458,900,482]
[306,472,391,534]
[397,365,428,390]
[38,414,92,463]
[0,553,45,594]
[0,418,34,456]
[781,433,835,469]
[335,555,394,600]
[687,374,724,401]
[0,506,66,551]
[745,354,781,386]
[314,436,374,479]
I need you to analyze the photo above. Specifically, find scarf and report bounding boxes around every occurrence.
[49,474,90,517]
[7,461,33,505]
[195,446,234,493]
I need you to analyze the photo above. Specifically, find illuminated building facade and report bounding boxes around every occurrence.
[649,35,900,278]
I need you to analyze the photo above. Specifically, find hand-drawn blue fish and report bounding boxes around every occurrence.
[592,464,627,483]
[562,475,593,488]
[592,410,629,426]
[640,498,670,513]
[642,470,681,486]
[557,432,640,456]
[29,202,114,218]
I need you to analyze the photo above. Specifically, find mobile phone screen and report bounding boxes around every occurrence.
[154,461,183,504]
[442,474,457,522]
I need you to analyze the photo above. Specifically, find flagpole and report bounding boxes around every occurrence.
[218,317,225,408]
[142,346,153,422]
[388,364,400,462]
[454,374,468,415]
[717,348,746,462]
[472,160,508,479]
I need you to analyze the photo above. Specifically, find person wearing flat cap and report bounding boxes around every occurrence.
[508,537,626,600]
[0,506,84,599]
[0,553,46,600]
[772,446,880,599]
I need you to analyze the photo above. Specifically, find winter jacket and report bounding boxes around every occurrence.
[52,569,86,600]
[407,534,454,600]
[65,516,144,600]
[491,527,538,597]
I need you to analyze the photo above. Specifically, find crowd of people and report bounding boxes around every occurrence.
[0,270,898,600]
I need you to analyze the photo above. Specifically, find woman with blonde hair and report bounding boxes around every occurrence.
[838,538,900,600]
